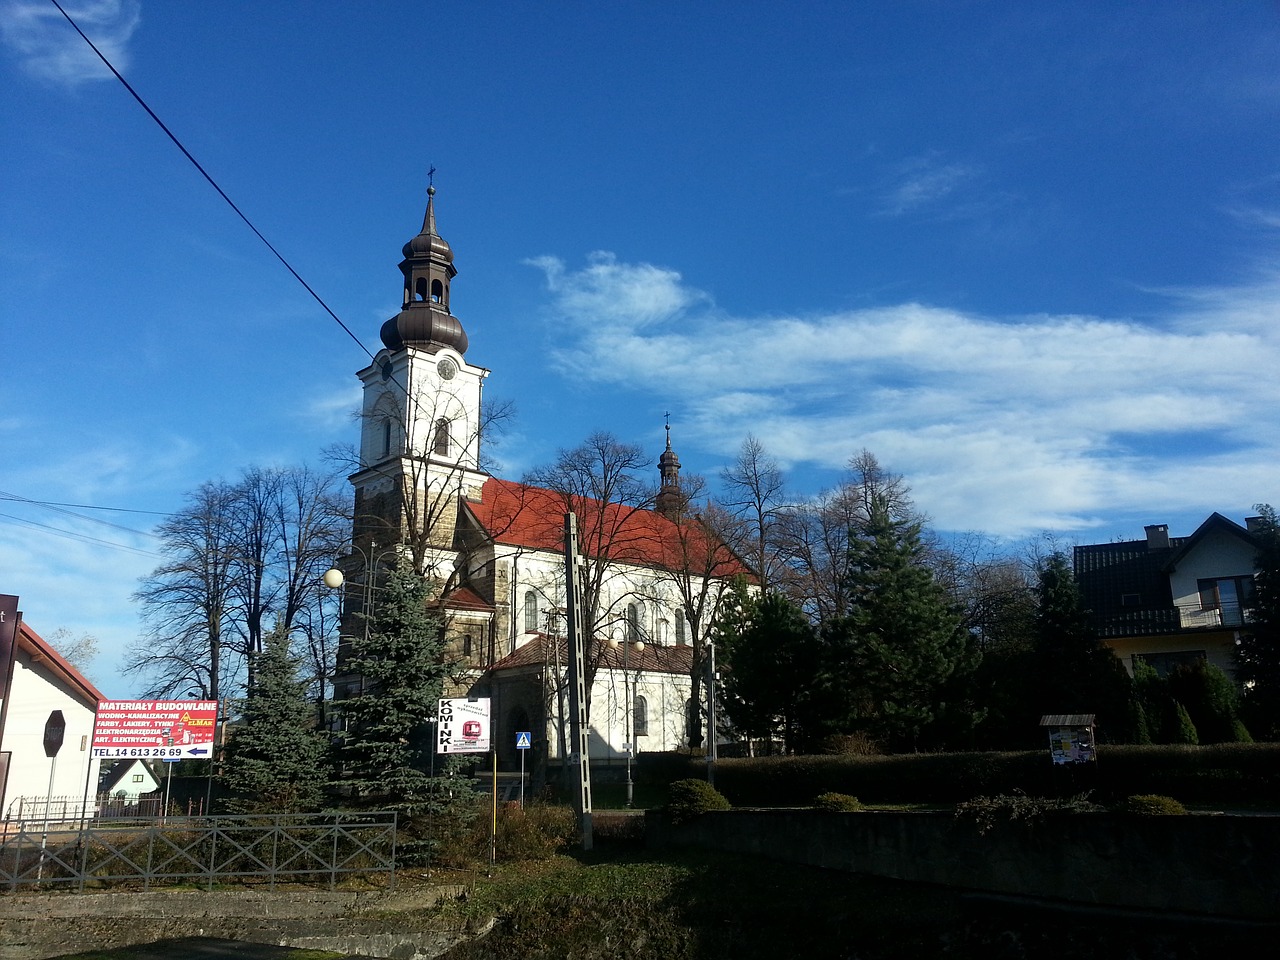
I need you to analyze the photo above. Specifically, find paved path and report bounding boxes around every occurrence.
[60,938,351,959]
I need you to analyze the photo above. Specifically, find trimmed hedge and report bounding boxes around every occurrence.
[638,743,1280,807]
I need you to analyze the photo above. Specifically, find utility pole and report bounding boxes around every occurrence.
[563,512,593,850]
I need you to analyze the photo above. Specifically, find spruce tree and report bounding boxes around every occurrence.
[822,496,975,751]
[1238,504,1280,740]
[719,585,822,753]
[220,619,327,813]
[336,556,460,826]
[1033,552,1131,738]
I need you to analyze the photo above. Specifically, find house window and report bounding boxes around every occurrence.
[433,418,451,456]
[633,695,648,737]
[523,591,538,632]
[626,603,641,644]
[675,609,686,646]
[1134,650,1206,678]
[1121,593,1141,607]
[131,774,144,783]
[463,635,473,657]
[1197,576,1256,626]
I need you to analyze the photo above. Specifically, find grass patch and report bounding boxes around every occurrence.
[430,847,963,959]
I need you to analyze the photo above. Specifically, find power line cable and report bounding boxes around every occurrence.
[49,0,375,364]
[0,491,164,540]
[0,512,160,560]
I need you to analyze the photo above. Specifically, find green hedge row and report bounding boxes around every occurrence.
[635,743,1280,806]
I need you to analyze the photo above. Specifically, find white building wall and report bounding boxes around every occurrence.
[1167,531,1257,608]
[1,652,100,821]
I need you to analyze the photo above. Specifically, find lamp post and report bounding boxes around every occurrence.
[607,633,644,808]
[323,541,396,704]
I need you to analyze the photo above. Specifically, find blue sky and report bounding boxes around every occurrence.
[2,1,1279,696]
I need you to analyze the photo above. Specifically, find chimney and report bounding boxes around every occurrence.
[1144,524,1170,550]
[1246,516,1265,534]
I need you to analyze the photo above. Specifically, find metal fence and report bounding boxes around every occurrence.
[0,812,397,891]
[4,794,205,823]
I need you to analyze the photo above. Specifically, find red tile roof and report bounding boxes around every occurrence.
[465,477,750,578]
[490,632,695,676]
[444,585,494,612]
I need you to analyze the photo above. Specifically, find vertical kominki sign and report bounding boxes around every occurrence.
[437,697,491,753]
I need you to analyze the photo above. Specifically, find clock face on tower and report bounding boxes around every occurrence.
[437,357,458,381]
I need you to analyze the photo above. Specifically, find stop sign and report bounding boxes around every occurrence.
[43,710,65,758]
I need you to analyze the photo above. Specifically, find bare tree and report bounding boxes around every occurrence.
[650,476,745,748]
[524,432,655,709]
[129,467,348,702]
[45,628,99,676]
[130,481,237,699]
[720,435,789,591]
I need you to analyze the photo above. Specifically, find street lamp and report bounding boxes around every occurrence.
[324,541,397,703]
[607,633,644,808]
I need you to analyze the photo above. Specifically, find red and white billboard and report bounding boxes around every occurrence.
[93,700,218,760]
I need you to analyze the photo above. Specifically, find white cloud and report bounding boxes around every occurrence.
[534,251,1280,538]
[878,153,980,216]
[526,252,705,329]
[0,0,140,85]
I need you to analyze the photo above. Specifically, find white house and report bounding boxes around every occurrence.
[1074,513,1263,677]
[0,619,104,822]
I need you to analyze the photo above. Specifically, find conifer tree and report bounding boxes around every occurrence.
[1033,552,1131,737]
[220,619,327,813]
[1238,504,1280,740]
[822,496,975,751]
[719,584,822,753]
[336,556,460,827]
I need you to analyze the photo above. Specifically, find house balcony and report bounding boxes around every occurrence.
[1175,600,1252,630]
[1096,601,1252,638]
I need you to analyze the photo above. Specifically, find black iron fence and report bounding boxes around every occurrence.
[0,812,397,891]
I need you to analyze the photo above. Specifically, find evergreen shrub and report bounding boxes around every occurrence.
[814,791,863,812]
[666,779,731,825]
[955,790,1102,835]
[1116,794,1187,816]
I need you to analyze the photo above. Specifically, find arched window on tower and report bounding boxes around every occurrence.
[380,417,393,458]
[523,591,538,633]
[433,418,451,456]
[675,609,687,646]
[431,278,444,303]
[633,695,648,738]
[415,277,429,301]
[626,603,641,644]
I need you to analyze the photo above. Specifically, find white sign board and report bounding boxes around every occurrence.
[437,697,491,753]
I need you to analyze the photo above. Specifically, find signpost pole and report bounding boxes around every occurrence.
[38,710,66,883]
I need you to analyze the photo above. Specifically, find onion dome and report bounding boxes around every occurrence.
[380,185,468,355]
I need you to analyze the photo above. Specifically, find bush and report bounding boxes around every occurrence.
[955,790,1101,835]
[1116,794,1187,816]
[813,791,863,812]
[667,778,731,825]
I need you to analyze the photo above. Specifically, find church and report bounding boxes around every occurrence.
[333,187,749,775]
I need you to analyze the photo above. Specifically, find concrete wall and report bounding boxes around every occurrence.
[647,809,1280,921]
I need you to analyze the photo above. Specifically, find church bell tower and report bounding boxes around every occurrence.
[349,185,490,565]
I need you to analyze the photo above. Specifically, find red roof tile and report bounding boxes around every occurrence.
[465,477,750,578]
[444,585,494,612]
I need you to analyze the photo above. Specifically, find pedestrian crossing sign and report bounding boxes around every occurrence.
[516,731,532,750]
